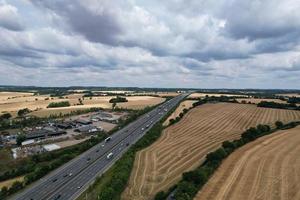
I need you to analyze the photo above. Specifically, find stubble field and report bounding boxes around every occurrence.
[122,103,300,200]
[237,98,286,104]
[0,92,165,117]
[163,100,197,126]
[195,125,300,200]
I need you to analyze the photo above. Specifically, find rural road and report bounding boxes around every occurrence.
[12,93,189,200]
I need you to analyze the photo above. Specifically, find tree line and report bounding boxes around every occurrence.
[257,101,300,110]
[47,101,71,108]
[109,96,128,103]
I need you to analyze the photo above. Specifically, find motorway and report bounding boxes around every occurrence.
[12,93,189,200]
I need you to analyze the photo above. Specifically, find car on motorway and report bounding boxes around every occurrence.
[106,152,114,159]
[77,186,82,189]
[126,142,130,146]
[52,178,58,183]
[105,137,112,142]
[86,157,91,162]
[141,128,144,131]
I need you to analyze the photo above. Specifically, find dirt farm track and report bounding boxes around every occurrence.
[122,103,300,200]
[195,125,300,200]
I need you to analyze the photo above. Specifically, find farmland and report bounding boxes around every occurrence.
[237,98,286,104]
[189,93,247,98]
[122,103,300,200]
[163,100,197,126]
[195,125,300,200]
[0,92,165,117]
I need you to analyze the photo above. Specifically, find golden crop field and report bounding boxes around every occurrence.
[163,100,196,126]
[195,125,300,200]
[122,103,300,200]
[116,96,165,110]
[0,92,165,117]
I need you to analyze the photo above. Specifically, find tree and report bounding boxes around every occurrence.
[275,121,284,129]
[17,108,30,117]
[109,96,128,103]
[206,147,227,162]
[257,124,271,134]
[0,186,8,197]
[154,191,166,200]
[175,181,197,199]
[16,134,27,146]
[0,113,12,121]
[222,140,236,153]
[8,181,23,194]
[182,169,208,185]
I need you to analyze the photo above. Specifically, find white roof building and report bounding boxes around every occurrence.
[21,139,35,146]
[43,144,61,151]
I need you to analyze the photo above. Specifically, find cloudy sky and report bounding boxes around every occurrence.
[1,0,300,88]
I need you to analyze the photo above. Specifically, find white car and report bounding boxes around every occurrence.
[107,152,114,160]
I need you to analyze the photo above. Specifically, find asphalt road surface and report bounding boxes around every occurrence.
[12,93,189,200]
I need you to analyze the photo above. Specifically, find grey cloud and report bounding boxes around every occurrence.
[220,1,300,41]
[31,0,122,45]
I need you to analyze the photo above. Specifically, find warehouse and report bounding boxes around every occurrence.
[74,125,101,134]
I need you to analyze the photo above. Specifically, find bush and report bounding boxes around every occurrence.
[17,108,30,116]
[47,101,70,108]
[0,113,12,121]
[275,121,284,129]
[16,134,27,146]
[154,191,167,200]
[109,96,128,103]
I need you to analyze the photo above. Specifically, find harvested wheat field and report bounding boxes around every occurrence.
[195,125,300,200]
[163,100,197,126]
[116,96,165,110]
[0,93,164,117]
[122,103,300,200]
[237,98,286,104]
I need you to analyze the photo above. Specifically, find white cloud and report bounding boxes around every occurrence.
[0,0,300,88]
[0,1,24,31]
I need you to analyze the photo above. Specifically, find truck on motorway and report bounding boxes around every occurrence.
[106,152,114,160]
